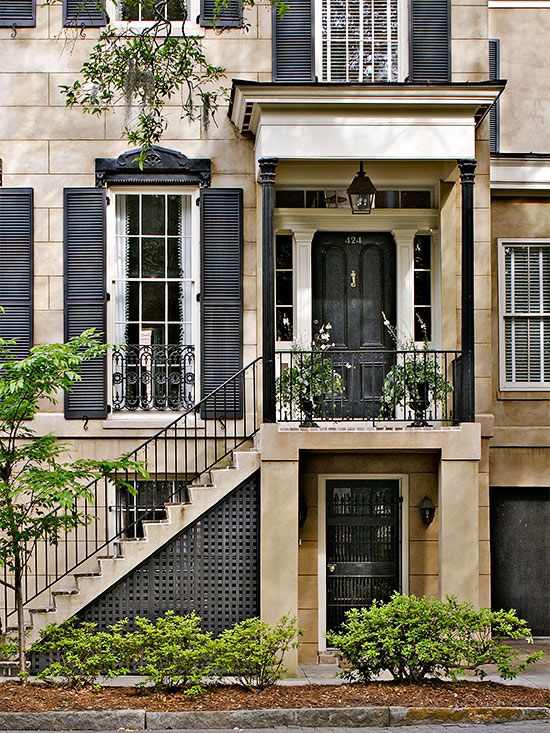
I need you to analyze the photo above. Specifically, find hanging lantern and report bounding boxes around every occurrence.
[347,161,377,214]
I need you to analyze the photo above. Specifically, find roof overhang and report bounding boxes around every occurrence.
[491,153,550,195]
[229,81,506,170]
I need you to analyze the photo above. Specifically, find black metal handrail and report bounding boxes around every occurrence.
[276,349,462,425]
[2,358,262,628]
[112,344,195,411]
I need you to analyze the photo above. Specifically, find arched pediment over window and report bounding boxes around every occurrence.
[95,146,211,187]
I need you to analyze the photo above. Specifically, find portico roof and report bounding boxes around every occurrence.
[229,81,506,167]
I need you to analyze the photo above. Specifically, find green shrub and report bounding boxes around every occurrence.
[216,615,300,688]
[326,592,542,684]
[32,619,130,688]
[130,611,214,693]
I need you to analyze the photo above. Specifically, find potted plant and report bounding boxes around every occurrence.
[379,316,453,426]
[276,324,345,426]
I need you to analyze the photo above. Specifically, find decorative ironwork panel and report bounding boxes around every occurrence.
[77,473,259,634]
[326,479,400,632]
[112,344,195,411]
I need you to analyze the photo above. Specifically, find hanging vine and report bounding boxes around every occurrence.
[46,0,287,161]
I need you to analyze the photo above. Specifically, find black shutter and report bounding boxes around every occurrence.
[0,189,33,360]
[64,0,106,27]
[273,0,314,82]
[0,1,35,27]
[200,0,242,28]
[201,188,243,419]
[409,0,450,82]
[64,188,108,419]
[489,39,500,153]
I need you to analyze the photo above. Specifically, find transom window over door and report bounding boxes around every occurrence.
[500,240,550,389]
[113,192,195,411]
[321,0,399,82]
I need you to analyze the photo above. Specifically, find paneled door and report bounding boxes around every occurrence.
[312,232,396,418]
[326,479,401,633]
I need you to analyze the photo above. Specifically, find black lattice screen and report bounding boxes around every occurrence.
[77,472,260,633]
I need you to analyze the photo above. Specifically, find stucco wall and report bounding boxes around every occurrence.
[488,197,550,490]
[490,8,550,153]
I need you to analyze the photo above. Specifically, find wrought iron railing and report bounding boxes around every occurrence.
[276,349,462,425]
[112,344,195,411]
[2,358,261,630]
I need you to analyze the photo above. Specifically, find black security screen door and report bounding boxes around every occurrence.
[312,232,396,418]
[326,479,401,633]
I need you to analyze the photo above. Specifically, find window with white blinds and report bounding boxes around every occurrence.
[500,241,550,388]
[321,0,399,82]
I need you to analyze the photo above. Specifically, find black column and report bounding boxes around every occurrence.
[259,157,278,423]
[458,159,477,423]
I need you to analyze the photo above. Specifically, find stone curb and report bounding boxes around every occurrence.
[0,709,146,731]
[0,706,547,730]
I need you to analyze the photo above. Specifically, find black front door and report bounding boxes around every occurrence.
[312,232,396,418]
[326,479,401,632]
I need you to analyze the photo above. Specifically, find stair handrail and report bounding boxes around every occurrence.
[3,357,263,625]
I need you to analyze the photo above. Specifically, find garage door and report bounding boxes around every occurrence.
[490,487,550,636]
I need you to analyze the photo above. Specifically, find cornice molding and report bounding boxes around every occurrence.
[95,146,211,187]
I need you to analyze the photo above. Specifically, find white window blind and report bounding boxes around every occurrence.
[503,243,550,386]
[321,0,399,82]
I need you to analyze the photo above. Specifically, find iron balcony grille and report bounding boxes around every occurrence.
[276,348,462,425]
[112,344,195,411]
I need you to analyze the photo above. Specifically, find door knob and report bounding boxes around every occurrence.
[327,563,336,573]
[350,270,357,288]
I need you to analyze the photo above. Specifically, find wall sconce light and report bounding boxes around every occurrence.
[419,496,436,527]
[347,161,377,214]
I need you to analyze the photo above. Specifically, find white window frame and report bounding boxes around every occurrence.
[106,186,201,409]
[106,0,203,36]
[498,238,550,391]
[314,0,409,83]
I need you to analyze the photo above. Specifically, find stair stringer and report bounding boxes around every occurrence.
[25,449,261,645]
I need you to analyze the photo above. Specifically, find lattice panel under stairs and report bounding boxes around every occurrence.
[31,473,259,672]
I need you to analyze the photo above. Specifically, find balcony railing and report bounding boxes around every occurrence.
[112,344,195,411]
[276,349,462,425]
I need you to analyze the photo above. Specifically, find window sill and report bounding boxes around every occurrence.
[497,390,550,400]
[109,20,204,38]
[102,413,206,430]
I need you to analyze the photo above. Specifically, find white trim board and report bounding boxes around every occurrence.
[317,474,409,653]
[489,2,550,8]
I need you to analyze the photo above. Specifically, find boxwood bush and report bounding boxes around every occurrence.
[326,592,542,683]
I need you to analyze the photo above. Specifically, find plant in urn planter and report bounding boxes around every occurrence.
[276,324,345,426]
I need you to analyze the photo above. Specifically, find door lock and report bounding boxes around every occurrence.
[350,270,357,288]
[327,563,336,573]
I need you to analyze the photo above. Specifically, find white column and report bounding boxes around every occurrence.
[391,228,418,339]
[293,228,316,346]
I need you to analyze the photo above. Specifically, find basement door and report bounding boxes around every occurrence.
[312,232,396,418]
[325,479,401,633]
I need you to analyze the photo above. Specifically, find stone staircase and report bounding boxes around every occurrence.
[20,447,261,645]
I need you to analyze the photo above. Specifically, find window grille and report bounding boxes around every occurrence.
[321,0,399,82]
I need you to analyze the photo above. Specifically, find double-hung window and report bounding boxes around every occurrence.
[499,240,550,389]
[113,192,195,410]
[320,0,400,82]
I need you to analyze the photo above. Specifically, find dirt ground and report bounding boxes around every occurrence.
[1,680,548,712]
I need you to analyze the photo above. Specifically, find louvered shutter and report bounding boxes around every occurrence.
[200,0,242,28]
[409,0,450,82]
[503,244,550,385]
[0,1,35,27]
[0,189,33,360]
[64,188,108,419]
[273,0,314,81]
[489,39,500,153]
[64,0,106,27]
[200,189,243,419]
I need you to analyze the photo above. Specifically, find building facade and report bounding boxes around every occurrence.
[0,0,548,669]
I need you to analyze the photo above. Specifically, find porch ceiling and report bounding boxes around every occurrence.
[229,81,505,169]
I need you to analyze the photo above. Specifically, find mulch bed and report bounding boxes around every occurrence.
[0,680,548,712]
